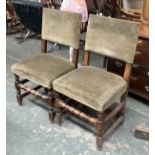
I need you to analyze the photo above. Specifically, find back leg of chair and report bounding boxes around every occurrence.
[120,92,128,124]
[96,112,104,150]
[14,75,23,106]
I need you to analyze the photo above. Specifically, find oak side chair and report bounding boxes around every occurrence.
[11,8,81,120]
[52,14,140,150]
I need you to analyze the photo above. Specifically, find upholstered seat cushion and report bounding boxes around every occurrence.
[11,54,75,89]
[53,66,127,112]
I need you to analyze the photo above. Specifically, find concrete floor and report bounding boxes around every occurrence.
[6,31,149,155]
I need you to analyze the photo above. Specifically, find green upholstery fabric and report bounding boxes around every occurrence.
[53,66,127,112]
[85,14,140,63]
[11,54,75,89]
[42,8,81,49]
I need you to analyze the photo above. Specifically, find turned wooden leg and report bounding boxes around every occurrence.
[48,90,56,122]
[14,75,22,106]
[49,108,56,122]
[96,112,104,150]
[120,92,127,124]
[54,101,63,125]
[51,92,63,125]
[55,108,63,125]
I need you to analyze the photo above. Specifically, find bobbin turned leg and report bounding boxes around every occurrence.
[14,75,22,106]
[96,112,104,150]
[49,109,56,122]
[54,102,63,125]
[51,93,63,125]
[120,93,127,125]
[48,90,55,122]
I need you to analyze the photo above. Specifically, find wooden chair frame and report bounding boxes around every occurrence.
[119,0,143,22]
[52,51,132,150]
[14,39,79,121]
[6,0,20,33]
[40,0,62,9]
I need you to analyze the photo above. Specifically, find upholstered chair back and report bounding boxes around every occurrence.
[85,14,140,63]
[42,8,81,49]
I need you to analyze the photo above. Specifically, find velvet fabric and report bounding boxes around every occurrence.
[11,54,75,89]
[53,66,127,112]
[85,14,140,63]
[11,9,82,89]
[42,8,81,49]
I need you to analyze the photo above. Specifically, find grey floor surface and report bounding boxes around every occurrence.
[6,32,149,155]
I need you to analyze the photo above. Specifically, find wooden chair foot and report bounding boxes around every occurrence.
[16,94,22,106]
[55,111,62,125]
[54,100,63,125]
[96,112,104,150]
[49,109,56,122]
[96,136,103,150]
[14,75,23,106]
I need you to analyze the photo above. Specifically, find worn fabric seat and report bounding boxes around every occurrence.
[11,53,75,89]
[11,8,81,110]
[52,14,140,150]
[53,66,127,112]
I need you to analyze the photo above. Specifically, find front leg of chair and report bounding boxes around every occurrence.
[49,91,63,124]
[48,90,56,122]
[14,75,23,106]
[54,100,63,125]
[96,112,104,150]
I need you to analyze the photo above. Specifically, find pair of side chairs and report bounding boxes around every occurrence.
[11,8,140,150]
